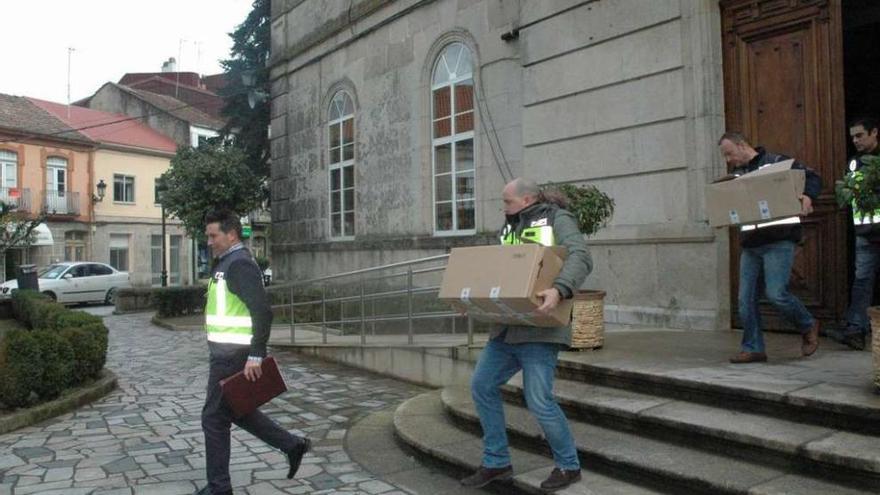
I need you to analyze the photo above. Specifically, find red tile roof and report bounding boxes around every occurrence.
[0,93,93,144]
[29,97,178,154]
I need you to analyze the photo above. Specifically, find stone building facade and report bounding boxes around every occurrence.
[268,0,731,330]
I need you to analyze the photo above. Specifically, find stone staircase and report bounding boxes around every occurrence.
[393,358,880,494]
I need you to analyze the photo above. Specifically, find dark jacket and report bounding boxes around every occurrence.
[732,147,822,249]
[208,246,273,359]
[490,202,593,346]
[848,149,880,239]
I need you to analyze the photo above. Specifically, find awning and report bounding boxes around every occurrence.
[5,223,54,247]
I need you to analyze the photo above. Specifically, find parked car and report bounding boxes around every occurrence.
[0,262,131,304]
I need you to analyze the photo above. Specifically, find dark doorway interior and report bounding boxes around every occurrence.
[842,0,880,315]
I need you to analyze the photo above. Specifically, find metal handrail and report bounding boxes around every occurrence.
[266,253,474,346]
[268,254,449,289]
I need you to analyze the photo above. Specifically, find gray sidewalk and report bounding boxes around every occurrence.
[0,312,429,495]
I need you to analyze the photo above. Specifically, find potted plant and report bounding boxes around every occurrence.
[836,154,880,390]
[546,183,614,350]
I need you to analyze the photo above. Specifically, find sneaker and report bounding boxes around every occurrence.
[460,465,513,488]
[802,321,820,356]
[286,437,311,479]
[729,352,768,364]
[540,468,582,491]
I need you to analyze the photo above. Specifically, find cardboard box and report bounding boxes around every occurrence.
[438,244,573,327]
[705,159,805,227]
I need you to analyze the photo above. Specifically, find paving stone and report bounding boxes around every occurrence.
[0,312,427,495]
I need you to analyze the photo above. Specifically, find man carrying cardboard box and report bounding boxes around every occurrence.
[460,178,592,492]
[718,133,822,364]
[832,117,880,350]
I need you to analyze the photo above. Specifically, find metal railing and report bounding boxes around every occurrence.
[43,190,80,216]
[266,254,477,346]
[0,187,31,211]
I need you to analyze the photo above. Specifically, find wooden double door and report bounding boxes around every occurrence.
[721,0,848,329]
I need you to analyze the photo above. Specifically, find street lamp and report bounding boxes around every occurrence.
[156,177,168,287]
[92,179,107,203]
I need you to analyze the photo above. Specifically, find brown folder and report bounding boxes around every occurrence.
[219,356,287,418]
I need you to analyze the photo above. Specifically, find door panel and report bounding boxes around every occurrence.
[722,0,847,330]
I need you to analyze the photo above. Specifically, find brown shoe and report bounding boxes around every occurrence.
[460,465,513,488]
[802,321,820,357]
[540,468,582,491]
[729,352,768,364]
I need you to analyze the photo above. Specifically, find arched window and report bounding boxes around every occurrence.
[328,91,355,238]
[432,42,475,234]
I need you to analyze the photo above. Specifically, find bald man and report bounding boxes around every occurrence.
[461,178,592,492]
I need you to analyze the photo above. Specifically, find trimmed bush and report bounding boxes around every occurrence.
[60,323,108,384]
[1,291,110,410]
[153,286,207,317]
[0,329,41,408]
[31,330,74,400]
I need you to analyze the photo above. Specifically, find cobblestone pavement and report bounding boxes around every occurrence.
[0,312,429,495]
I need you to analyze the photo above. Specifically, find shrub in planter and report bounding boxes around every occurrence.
[11,290,48,327]
[60,323,108,384]
[31,329,74,400]
[153,286,207,317]
[51,311,103,331]
[30,301,68,331]
[0,328,41,408]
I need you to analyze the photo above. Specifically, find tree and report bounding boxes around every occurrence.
[159,145,264,239]
[0,201,46,282]
[219,0,271,183]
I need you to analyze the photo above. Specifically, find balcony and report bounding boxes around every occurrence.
[42,190,80,216]
[0,187,32,212]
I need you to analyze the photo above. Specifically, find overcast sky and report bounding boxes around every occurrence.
[2,0,254,103]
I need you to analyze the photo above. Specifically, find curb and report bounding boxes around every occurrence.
[151,316,201,331]
[0,370,118,434]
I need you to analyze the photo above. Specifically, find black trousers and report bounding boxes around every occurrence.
[202,349,299,494]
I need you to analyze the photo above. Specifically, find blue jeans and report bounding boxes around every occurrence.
[738,240,815,353]
[470,339,579,471]
[845,236,880,335]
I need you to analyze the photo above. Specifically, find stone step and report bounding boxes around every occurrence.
[553,356,880,435]
[499,374,880,478]
[441,386,878,495]
[393,390,666,495]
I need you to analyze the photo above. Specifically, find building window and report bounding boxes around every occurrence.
[46,156,68,213]
[113,174,135,203]
[0,150,17,189]
[432,42,476,234]
[109,234,129,271]
[170,235,182,285]
[64,231,86,261]
[328,91,355,238]
[151,235,163,286]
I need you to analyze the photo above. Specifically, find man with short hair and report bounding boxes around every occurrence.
[834,117,880,350]
[198,209,309,495]
[460,178,592,492]
[717,133,822,364]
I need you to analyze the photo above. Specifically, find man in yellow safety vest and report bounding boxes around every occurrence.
[198,210,309,495]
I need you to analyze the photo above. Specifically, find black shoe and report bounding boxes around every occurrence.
[540,468,582,491]
[194,487,231,495]
[460,465,513,488]
[286,437,311,479]
[828,329,866,350]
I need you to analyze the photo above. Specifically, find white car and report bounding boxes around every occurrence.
[0,262,131,304]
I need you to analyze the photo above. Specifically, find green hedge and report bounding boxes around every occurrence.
[0,291,109,409]
[153,286,206,317]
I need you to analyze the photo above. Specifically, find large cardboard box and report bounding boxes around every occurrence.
[438,244,573,327]
[705,159,805,227]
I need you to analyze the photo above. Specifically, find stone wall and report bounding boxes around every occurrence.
[270,0,732,330]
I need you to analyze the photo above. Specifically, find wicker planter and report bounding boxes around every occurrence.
[868,307,880,390]
[570,290,606,350]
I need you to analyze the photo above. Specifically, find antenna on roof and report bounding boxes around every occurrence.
[67,47,76,120]
[176,39,188,98]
